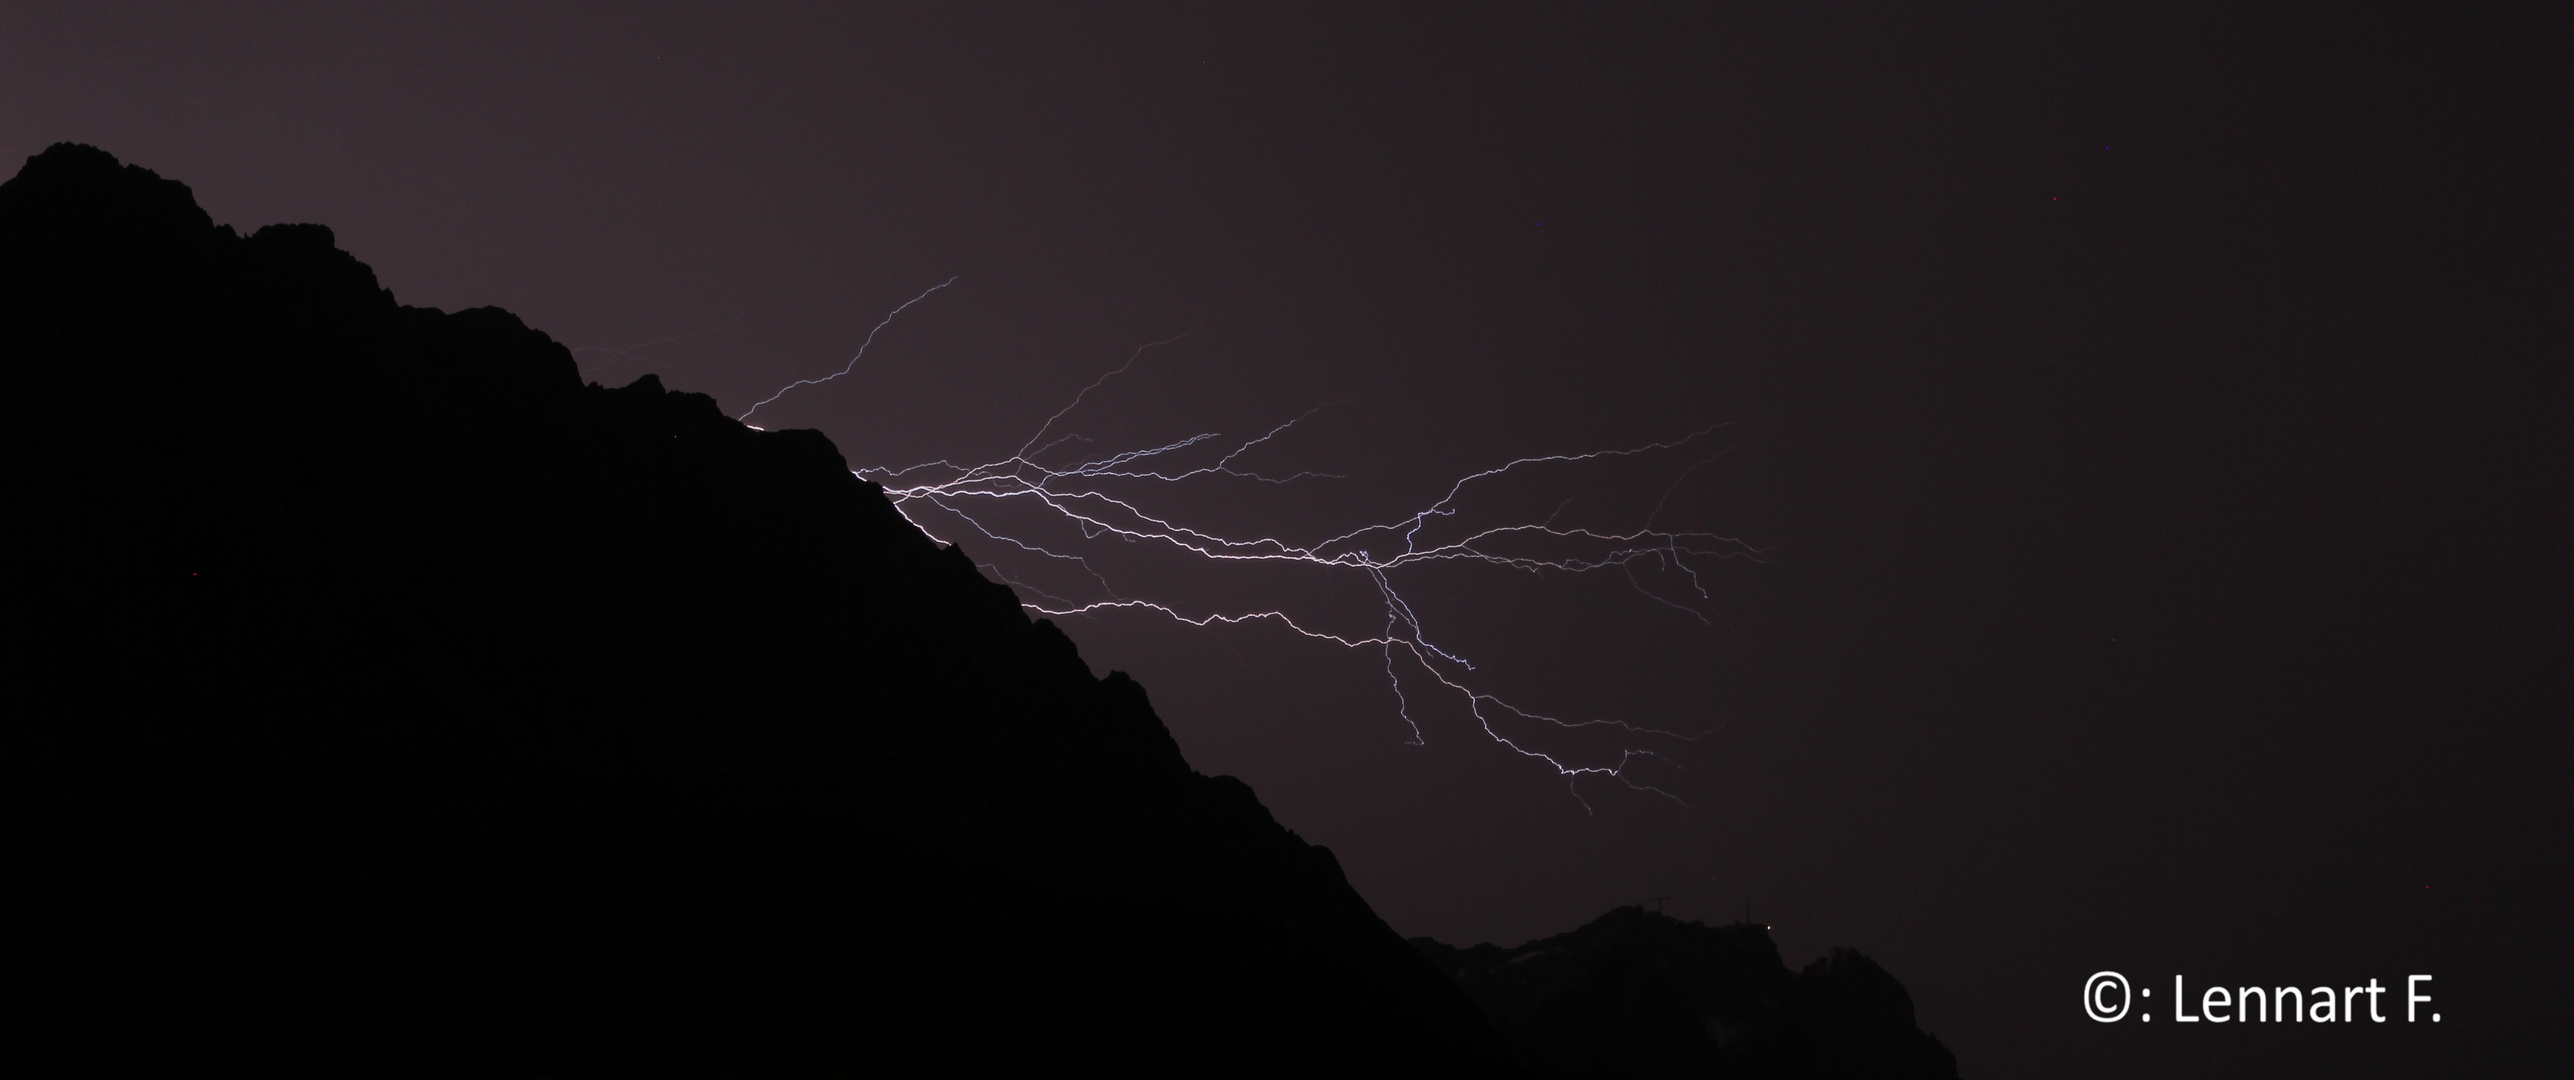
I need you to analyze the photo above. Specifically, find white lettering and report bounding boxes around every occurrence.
[2237,988,2269,1022]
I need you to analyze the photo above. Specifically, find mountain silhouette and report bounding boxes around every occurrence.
[1415,908,1959,1079]
[7,144,1953,1078]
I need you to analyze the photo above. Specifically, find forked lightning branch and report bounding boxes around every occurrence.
[739,281,1760,810]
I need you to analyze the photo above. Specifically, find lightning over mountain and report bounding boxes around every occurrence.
[748,283,1761,811]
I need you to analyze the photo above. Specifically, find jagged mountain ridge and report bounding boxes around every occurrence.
[5,144,1964,1079]
[6,143,1501,1076]
[1413,907,1960,1080]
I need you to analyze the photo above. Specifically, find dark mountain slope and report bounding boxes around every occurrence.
[1413,908,1958,1080]
[5,144,1505,1077]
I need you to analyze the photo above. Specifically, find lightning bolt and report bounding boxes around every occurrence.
[740,283,1760,812]
[737,277,958,424]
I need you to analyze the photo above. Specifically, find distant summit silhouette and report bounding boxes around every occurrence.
[1415,908,1960,1079]
[6,144,1953,1078]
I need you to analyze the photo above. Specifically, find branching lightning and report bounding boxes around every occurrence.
[738,277,958,423]
[745,282,1760,812]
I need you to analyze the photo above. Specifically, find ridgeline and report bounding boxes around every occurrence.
[5,145,1952,1079]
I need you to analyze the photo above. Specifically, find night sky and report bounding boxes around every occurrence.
[7,4,2561,1076]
